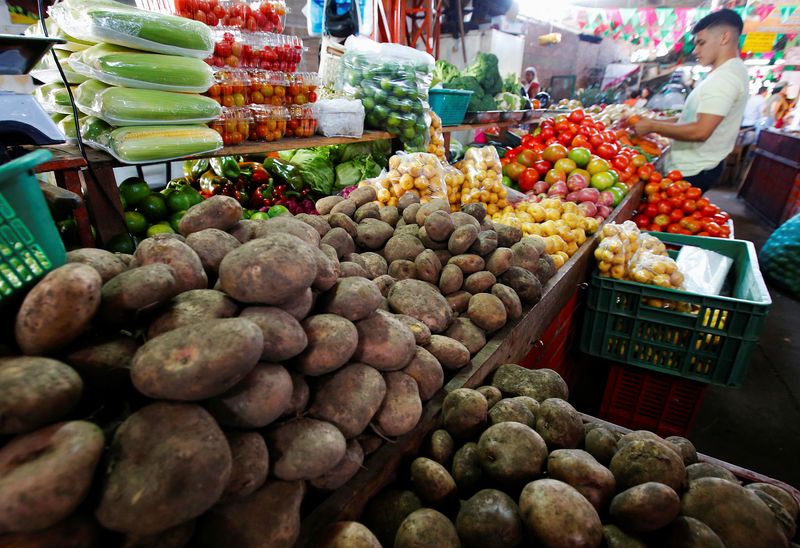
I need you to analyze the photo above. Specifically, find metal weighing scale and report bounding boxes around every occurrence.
[0,34,69,158]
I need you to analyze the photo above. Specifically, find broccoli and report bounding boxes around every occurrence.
[464,53,502,97]
[495,91,523,111]
[443,76,497,111]
[432,59,459,87]
[502,73,522,94]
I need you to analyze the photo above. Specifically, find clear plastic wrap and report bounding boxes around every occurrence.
[245,69,287,106]
[69,44,214,94]
[169,0,286,33]
[313,99,364,137]
[31,49,90,85]
[594,233,631,279]
[676,246,733,296]
[336,35,434,151]
[58,115,84,142]
[74,79,221,126]
[365,152,447,206]
[457,146,509,216]
[209,106,252,145]
[629,251,684,289]
[286,104,316,138]
[427,111,446,160]
[247,104,289,141]
[206,68,250,106]
[33,82,78,115]
[104,125,223,164]
[206,29,302,71]
[80,116,114,151]
[286,72,319,105]
[442,162,466,211]
[50,0,214,58]
[25,20,95,52]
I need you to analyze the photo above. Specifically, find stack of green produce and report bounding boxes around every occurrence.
[435,53,503,112]
[337,36,434,152]
[39,0,221,163]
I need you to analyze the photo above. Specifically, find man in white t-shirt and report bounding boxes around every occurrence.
[742,86,768,127]
[633,9,748,193]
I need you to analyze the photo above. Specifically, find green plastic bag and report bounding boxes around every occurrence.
[760,214,800,298]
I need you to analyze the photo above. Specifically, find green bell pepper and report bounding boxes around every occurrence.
[210,157,241,180]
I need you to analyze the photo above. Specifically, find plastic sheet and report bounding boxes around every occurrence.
[457,146,509,216]
[50,0,214,58]
[74,79,221,126]
[33,82,78,115]
[336,35,433,151]
[105,125,223,164]
[313,99,364,137]
[69,44,214,93]
[676,246,733,296]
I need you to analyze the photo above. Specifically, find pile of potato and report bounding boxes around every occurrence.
[313,364,800,548]
[0,185,555,546]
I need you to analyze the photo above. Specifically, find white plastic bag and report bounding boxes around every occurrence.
[676,246,733,296]
[313,99,364,137]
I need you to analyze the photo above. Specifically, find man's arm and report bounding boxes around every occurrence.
[632,113,724,142]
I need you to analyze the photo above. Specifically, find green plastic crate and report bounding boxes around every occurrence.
[579,232,771,386]
[428,88,473,126]
[0,149,66,303]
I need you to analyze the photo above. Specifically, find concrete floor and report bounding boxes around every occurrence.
[688,188,800,489]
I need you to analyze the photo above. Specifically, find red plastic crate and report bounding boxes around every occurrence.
[520,293,580,380]
[599,363,707,437]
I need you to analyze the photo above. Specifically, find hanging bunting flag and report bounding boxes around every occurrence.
[656,8,669,26]
[755,4,775,22]
[619,8,636,25]
[610,9,623,27]
[780,5,797,23]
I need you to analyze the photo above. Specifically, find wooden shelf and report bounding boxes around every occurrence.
[295,182,646,546]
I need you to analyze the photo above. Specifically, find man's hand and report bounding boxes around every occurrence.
[631,113,724,142]
[632,118,654,136]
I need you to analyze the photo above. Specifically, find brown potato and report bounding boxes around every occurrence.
[309,363,387,438]
[609,439,686,493]
[228,219,257,243]
[316,521,380,548]
[585,426,618,466]
[414,200,450,226]
[491,283,522,321]
[317,195,345,214]
[362,490,423,548]
[446,291,472,314]
[311,440,364,491]
[207,364,293,428]
[67,248,128,282]
[491,364,569,400]
[488,397,535,427]
[664,436,699,466]
[518,479,602,547]
[468,293,507,332]
[477,422,547,485]
[0,357,82,435]
[495,223,522,247]
[477,386,503,408]
[131,318,262,400]
[451,211,480,230]
[433,249,453,266]
[411,457,457,506]
[485,248,513,276]
[536,254,557,285]
[427,429,455,466]
[395,509,460,548]
[340,261,369,278]
[252,216,321,247]
[463,271,496,294]
[179,195,242,235]
[148,289,238,338]
[15,264,102,355]
[380,205,400,227]
[185,228,242,275]
[135,236,207,293]
[296,213,331,237]
[424,210,455,242]
[122,520,196,548]
[443,388,488,439]
[415,249,443,284]
[445,317,486,355]
[295,314,358,376]
[361,252,388,279]
[686,462,739,484]
[374,274,396,297]
[0,421,103,533]
[452,442,483,496]
[389,259,418,280]
[388,279,453,333]
[66,335,138,392]
[439,263,464,294]
[321,277,383,322]
[511,239,542,272]
[322,227,356,259]
[747,483,800,521]
[0,513,100,548]
[266,418,346,481]
[373,371,422,437]
[402,346,444,401]
[500,266,542,304]
[426,335,470,370]
[469,230,499,257]
[395,314,432,346]
[402,203,422,225]
[398,192,420,212]
[331,198,357,217]
[448,254,485,274]
[353,310,417,371]
[355,202,381,223]
[547,449,616,512]
[219,234,317,305]
[448,224,479,256]
[96,403,231,534]
[461,203,487,222]
[535,398,584,450]
[384,235,426,263]
[279,287,314,320]
[356,219,394,250]
[649,516,724,548]
[312,246,340,292]
[282,372,310,418]
[456,489,523,548]
[238,306,307,361]
[221,431,269,502]
[602,524,646,548]
[194,481,305,548]
[329,212,359,239]
[609,482,680,532]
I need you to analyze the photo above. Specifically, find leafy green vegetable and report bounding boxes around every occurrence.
[502,73,521,94]
[432,59,459,87]
[464,53,502,97]
[334,155,382,190]
[283,148,335,195]
[443,76,497,111]
[495,92,524,111]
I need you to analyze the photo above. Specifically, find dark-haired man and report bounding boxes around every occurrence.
[633,9,748,193]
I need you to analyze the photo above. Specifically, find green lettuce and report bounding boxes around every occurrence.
[283,148,334,195]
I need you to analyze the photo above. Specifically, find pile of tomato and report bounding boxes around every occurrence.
[633,171,731,237]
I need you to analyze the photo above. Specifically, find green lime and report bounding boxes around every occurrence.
[107,233,137,254]
[124,211,148,235]
[137,194,168,223]
[166,190,192,213]
[374,105,389,120]
[184,188,203,206]
[118,177,151,206]
[146,223,175,237]
[169,211,186,232]
[380,78,392,91]
[119,193,127,210]
[393,86,406,98]
[250,211,270,220]
[403,126,416,139]
[57,219,78,245]
[362,97,375,111]
[267,205,290,218]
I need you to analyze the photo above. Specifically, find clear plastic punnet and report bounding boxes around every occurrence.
[69,44,214,93]
[286,72,319,105]
[205,68,251,106]
[206,29,302,71]
[248,104,289,141]
[209,106,252,145]
[159,0,287,33]
[336,35,434,151]
[245,69,287,105]
[74,79,222,126]
[50,0,214,58]
[286,104,317,138]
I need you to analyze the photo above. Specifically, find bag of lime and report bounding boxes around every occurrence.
[336,36,434,152]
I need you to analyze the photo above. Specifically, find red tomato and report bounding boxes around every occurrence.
[653,214,671,227]
[666,223,682,234]
[555,121,570,134]
[696,197,710,208]
[596,143,616,160]
[595,121,605,131]
[701,205,717,217]
[649,172,662,183]
[649,224,663,232]
[638,165,653,180]
[589,134,605,148]
[644,204,658,218]
[666,184,683,198]
[602,131,617,142]
[682,200,697,214]
[516,149,536,167]
[568,109,586,123]
[532,160,552,176]
[647,193,662,205]
[633,214,651,229]
[667,170,683,181]
[657,202,672,215]
[669,197,684,210]
[706,221,722,236]
[680,218,700,233]
[518,168,540,192]
[682,187,700,200]
[675,180,691,192]
[612,155,629,171]
[572,134,590,148]
[669,209,684,222]
[716,211,730,222]
[557,132,573,146]
[697,231,711,237]
[644,183,660,195]
[540,127,555,140]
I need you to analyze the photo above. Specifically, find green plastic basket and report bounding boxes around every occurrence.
[579,232,771,386]
[428,88,474,126]
[0,149,66,303]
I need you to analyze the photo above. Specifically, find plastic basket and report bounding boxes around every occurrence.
[599,363,706,437]
[580,232,771,386]
[428,88,473,126]
[0,149,66,303]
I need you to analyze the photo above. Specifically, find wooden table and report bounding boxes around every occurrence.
[295,181,645,546]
